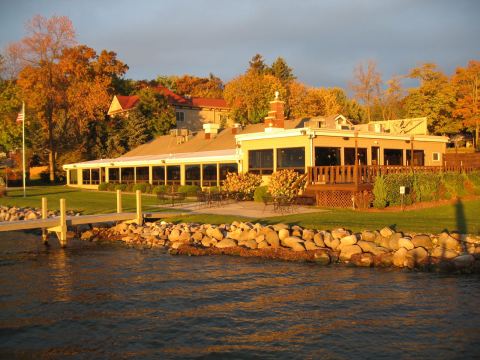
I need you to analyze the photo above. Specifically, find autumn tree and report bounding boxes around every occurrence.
[270,57,295,85]
[404,63,457,134]
[453,60,480,147]
[224,70,285,124]
[174,73,224,98]
[350,60,382,122]
[374,76,405,120]
[7,15,76,181]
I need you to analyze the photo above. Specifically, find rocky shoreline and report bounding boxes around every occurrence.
[0,205,77,221]
[81,220,480,274]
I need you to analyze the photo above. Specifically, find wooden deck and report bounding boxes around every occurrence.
[304,164,477,208]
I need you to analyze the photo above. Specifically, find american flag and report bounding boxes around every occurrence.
[16,111,24,123]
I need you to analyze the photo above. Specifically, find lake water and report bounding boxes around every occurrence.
[0,232,479,359]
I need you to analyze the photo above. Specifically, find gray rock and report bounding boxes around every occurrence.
[314,252,331,265]
[245,239,258,249]
[398,237,414,250]
[257,241,270,249]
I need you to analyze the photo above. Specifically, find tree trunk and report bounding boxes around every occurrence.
[476,119,479,149]
[48,113,55,183]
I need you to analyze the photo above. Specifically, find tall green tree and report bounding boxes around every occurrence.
[269,57,295,85]
[249,53,268,75]
[135,87,176,135]
[404,63,457,134]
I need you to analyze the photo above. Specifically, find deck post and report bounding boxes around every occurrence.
[41,197,48,245]
[354,131,359,187]
[58,198,67,248]
[136,190,142,225]
[116,190,122,213]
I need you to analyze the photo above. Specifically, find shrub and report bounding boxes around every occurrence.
[413,172,441,202]
[133,183,149,193]
[178,185,200,196]
[254,186,269,202]
[106,182,117,191]
[0,176,5,187]
[222,172,262,200]
[372,175,387,209]
[384,173,414,206]
[467,171,480,194]
[98,182,108,191]
[208,186,221,193]
[152,185,167,194]
[268,169,306,201]
[115,184,127,191]
[442,172,467,198]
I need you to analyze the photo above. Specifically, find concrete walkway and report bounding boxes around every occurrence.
[153,200,325,218]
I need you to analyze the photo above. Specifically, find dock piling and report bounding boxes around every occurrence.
[136,190,142,225]
[58,198,67,248]
[116,190,122,213]
[41,197,48,245]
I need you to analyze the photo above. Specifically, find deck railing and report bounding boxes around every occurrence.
[307,165,476,186]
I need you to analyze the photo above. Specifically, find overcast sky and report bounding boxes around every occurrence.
[1,0,479,89]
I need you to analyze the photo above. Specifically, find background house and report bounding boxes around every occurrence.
[107,86,232,131]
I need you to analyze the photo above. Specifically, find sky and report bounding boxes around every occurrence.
[0,0,479,89]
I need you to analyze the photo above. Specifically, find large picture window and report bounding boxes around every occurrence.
[384,149,403,165]
[109,168,119,183]
[220,163,238,180]
[202,164,217,187]
[152,166,165,184]
[185,165,200,185]
[277,147,305,173]
[166,165,180,185]
[315,147,341,166]
[344,148,367,166]
[69,169,78,184]
[136,167,149,183]
[249,149,273,175]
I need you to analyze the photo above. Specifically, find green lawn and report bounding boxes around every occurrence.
[0,186,171,215]
[1,186,479,234]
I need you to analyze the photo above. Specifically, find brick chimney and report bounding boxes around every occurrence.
[231,123,242,134]
[264,91,285,130]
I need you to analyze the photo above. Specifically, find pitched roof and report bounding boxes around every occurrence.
[121,118,305,158]
[190,97,228,108]
[116,95,139,111]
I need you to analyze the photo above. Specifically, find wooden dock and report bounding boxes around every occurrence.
[0,190,173,247]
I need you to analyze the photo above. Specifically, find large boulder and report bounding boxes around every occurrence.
[244,239,258,249]
[313,233,325,247]
[361,230,377,242]
[304,240,319,251]
[272,223,289,231]
[339,244,362,262]
[412,235,433,250]
[350,253,374,267]
[265,231,280,248]
[357,240,389,256]
[406,247,429,267]
[314,252,331,265]
[281,236,305,251]
[453,255,475,271]
[398,237,414,250]
[278,229,290,241]
[380,226,395,238]
[438,232,461,251]
[168,229,181,242]
[332,228,350,240]
[340,234,358,246]
[302,229,315,241]
[216,239,237,249]
[431,247,458,259]
[374,253,394,267]
[208,227,224,241]
[393,247,408,267]
[257,241,270,249]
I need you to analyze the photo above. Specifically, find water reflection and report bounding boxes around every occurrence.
[0,233,479,359]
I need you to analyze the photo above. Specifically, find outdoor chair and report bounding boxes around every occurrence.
[196,191,210,208]
[262,194,275,212]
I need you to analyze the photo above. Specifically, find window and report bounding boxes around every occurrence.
[136,167,149,183]
[91,169,100,184]
[82,169,91,184]
[152,166,165,184]
[277,147,305,173]
[166,165,180,185]
[109,168,119,183]
[344,148,367,166]
[433,152,440,161]
[69,169,78,185]
[202,164,217,186]
[176,111,185,122]
[315,147,341,166]
[384,149,403,165]
[121,167,134,183]
[220,163,238,180]
[185,165,200,185]
[249,149,273,175]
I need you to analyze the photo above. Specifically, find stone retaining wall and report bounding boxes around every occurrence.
[0,206,76,222]
[82,220,480,273]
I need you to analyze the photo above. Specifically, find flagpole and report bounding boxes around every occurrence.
[22,101,26,198]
